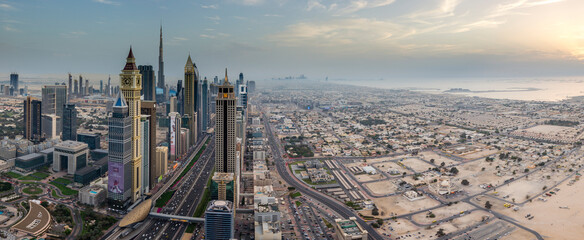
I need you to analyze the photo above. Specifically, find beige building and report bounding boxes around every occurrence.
[334,217,368,240]
[155,146,168,182]
[53,141,89,175]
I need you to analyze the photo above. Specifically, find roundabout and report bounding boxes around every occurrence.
[20,185,46,196]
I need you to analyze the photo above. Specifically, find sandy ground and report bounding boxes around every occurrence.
[373,162,414,176]
[400,157,435,172]
[411,202,475,224]
[364,180,398,195]
[419,151,459,166]
[370,195,441,217]
[460,148,499,160]
[501,176,584,240]
[354,173,386,182]
[522,125,574,134]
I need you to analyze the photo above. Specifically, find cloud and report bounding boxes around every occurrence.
[3,25,17,32]
[200,34,216,39]
[337,0,396,14]
[61,31,87,39]
[406,0,462,21]
[0,3,14,10]
[235,0,264,6]
[264,14,283,17]
[201,4,218,9]
[167,37,189,46]
[306,0,326,11]
[93,0,120,6]
[207,16,221,21]
[269,18,409,48]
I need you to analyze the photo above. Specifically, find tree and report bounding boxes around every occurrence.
[485,201,492,209]
[372,207,379,216]
[430,159,435,164]
[461,179,470,186]
[440,162,445,167]
[377,219,384,226]
[436,228,446,237]
[450,167,459,175]
[41,201,49,208]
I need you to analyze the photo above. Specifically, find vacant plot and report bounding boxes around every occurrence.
[365,180,398,195]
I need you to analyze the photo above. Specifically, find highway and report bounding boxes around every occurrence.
[263,113,385,240]
[102,135,210,240]
[144,139,215,240]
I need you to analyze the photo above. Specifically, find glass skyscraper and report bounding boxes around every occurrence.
[62,104,77,141]
[107,94,133,209]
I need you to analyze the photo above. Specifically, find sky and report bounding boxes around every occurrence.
[2,0,584,85]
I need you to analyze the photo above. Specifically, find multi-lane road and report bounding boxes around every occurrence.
[102,135,213,240]
[263,113,385,240]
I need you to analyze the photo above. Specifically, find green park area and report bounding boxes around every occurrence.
[22,186,43,195]
[50,179,78,196]
[79,210,117,240]
[155,190,175,208]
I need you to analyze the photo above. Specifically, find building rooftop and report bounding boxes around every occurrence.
[16,153,44,161]
[55,140,88,151]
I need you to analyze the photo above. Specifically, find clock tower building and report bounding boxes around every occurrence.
[120,47,143,202]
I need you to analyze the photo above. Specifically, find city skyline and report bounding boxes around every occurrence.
[2,0,584,82]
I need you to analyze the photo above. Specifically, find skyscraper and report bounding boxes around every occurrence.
[85,78,89,96]
[157,25,166,103]
[184,55,197,146]
[74,79,79,96]
[176,80,184,115]
[10,73,18,96]
[202,77,209,131]
[41,85,67,135]
[140,116,150,194]
[204,200,234,240]
[107,75,111,97]
[24,96,42,143]
[138,65,155,101]
[214,69,238,207]
[141,101,157,191]
[62,104,77,141]
[79,75,83,97]
[68,73,73,98]
[169,112,181,161]
[119,47,143,202]
[193,62,201,140]
[100,80,103,94]
[107,93,133,209]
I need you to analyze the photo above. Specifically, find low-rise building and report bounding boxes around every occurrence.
[79,185,106,206]
[334,217,368,240]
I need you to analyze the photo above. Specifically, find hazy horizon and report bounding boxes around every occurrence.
[2,0,584,81]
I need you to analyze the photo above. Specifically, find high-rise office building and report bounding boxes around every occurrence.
[79,75,83,96]
[68,73,73,98]
[157,25,166,103]
[168,112,181,161]
[202,78,209,131]
[41,85,68,117]
[193,62,201,141]
[169,96,177,113]
[100,80,103,94]
[62,104,77,141]
[138,65,155,101]
[141,101,157,189]
[42,114,60,140]
[119,47,143,202]
[140,116,150,194]
[24,96,43,143]
[10,73,18,96]
[85,79,89,96]
[107,93,133,208]
[107,75,111,97]
[204,200,234,240]
[155,146,168,182]
[74,79,79,96]
[248,80,256,93]
[176,80,184,115]
[239,84,248,109]
[215,69,237,173]
[184,56,198,146]
[214,69,238,206]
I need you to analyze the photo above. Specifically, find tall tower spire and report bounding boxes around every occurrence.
[120,47,143,203]
[224,68,228,83]
[157,23,165,100]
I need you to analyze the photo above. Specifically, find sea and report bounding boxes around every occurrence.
[332,77,584,102]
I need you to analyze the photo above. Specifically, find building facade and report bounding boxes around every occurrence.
[53,141,89,175]
[62,104,77,141]
[204,200,234,240]
[107,94,133,208]
[119,48,143,203]
[138,65,155,101]
[140,101,157,191]
[24,96,43,143]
